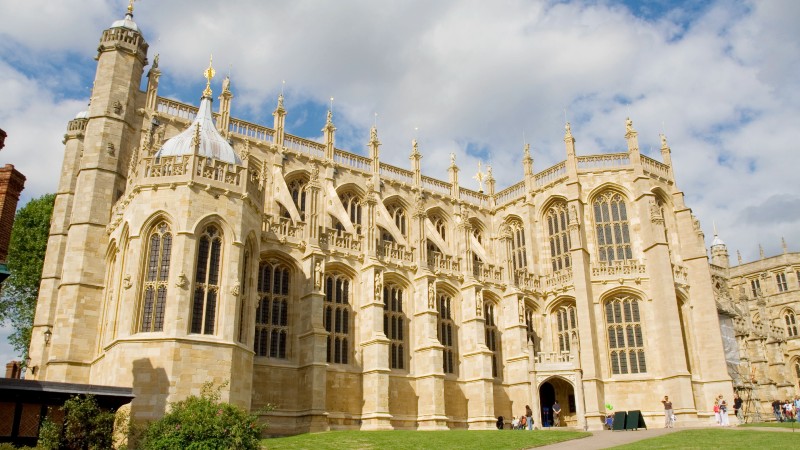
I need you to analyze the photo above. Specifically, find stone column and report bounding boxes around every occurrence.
[359,266,392,429]
[297,253,330,432]
[413,275,448,429]
[460,281,495,429]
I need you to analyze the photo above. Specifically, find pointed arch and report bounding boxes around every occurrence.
[436,281,459,375]
[138,219,174,333]
[190,222,224,335]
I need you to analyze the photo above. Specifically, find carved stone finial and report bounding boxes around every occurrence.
[660,133,668,149]
[524,143,531,159]
[449,152,456,167]
[759,244,765,259]
[410,139,420,158]
[473,162,485,192]
[222,75,231,93]
[625,117,634,133]
[782,237,788,253]
[565,122,573,138]
[152,53,159,69]
[369,125,378,144]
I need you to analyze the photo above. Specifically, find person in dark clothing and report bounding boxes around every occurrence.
[496,416,504,430]
[733,393,743,424]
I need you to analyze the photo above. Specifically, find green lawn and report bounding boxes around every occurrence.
[739,421,800,428]
[262,430,589,450]
[612,429,800,449]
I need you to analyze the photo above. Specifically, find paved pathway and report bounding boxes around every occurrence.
[532,425,798,449]
[533,427,677,450]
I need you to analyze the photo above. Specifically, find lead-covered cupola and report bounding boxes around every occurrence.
[155,57,242,165]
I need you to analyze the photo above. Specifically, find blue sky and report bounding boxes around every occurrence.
[1,0,799,364]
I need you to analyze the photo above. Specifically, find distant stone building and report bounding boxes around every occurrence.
[28,6,734,433]
[711,236,800,417]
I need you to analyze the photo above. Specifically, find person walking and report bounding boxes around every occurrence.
[525,405,534,430]
[713,400,720,425]
[661,395,674,428]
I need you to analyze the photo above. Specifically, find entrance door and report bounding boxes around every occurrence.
[539,382,555,427]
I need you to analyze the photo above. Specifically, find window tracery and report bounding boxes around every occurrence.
[507,219,527,270]
[555,304,577,353]
[191,225,222,335]
[437,292,457,374]
[484,301,499,378]
[338,191,362,235]
[546,202,571,272]
[785,311,798,337]
[324,273,352,364]
[593,192,632,263]
[605,295,646,375]
[254,262,290,358]
[140,221,172,332]
[383,284,406,369]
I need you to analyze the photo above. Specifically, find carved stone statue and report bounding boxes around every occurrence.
[222,76,231,93]
[569,205,578,224]
[428,282,436,309]
[449,152,455,166]
[476,289,483,316]
[625,117,633,133]
[374,271,383,302]
[370,126,378,143]
[314,262,322,289]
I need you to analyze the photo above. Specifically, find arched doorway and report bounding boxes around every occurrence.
[539,377,576,427]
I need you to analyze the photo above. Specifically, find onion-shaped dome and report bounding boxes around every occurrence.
[711,234,725,248]
[154,95,241,165]
[111,11,139,33]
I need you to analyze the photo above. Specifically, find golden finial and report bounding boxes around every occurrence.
[128,0,135,15]
[202,55,216,98]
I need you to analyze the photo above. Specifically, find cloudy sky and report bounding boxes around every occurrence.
[1,0,798,363]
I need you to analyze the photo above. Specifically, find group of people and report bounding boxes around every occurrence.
[712,395,731,426]
[771,397,800,422]
[497,401,563,430]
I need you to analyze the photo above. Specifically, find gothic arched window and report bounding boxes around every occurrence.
[546,202,571,272]
[237,249,251,344]
[785,311,798,337]
[432,214,447,242]
[140,221,172,332]
[555,304,577,353]
[508,219,527,270]
[324,273,352,364]
[287,177,307,220]
[605,296,646,375]
[191,225,222,335]
[387,202,407,237]
[484,301,499,378]
[254,262,290,358]
[437,292,457,374]
[593,191,632,263]
[525,306,538,348]
[383,284,406,369]
[339,192,362,235]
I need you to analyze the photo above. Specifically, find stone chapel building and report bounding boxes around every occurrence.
[27,7,735,432]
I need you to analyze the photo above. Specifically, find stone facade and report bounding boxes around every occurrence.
[711,239,800,419]
[27,10,736,433]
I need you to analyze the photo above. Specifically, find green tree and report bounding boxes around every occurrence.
[0,193,55,361]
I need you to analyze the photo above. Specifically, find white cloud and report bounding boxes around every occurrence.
[0,0,797,263]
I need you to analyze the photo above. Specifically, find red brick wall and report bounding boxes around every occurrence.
[0,164,26,263]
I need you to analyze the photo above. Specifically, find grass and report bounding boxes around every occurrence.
[739,421,800,428]
[612,429,800,449]
[262,429,589,450]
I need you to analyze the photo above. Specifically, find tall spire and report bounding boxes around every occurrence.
[202,55,215,99]
[782,237,788,253]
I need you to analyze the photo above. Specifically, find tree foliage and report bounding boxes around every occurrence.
[0,193,55,360]
[140,381,268,450]
[37,394,116,450]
